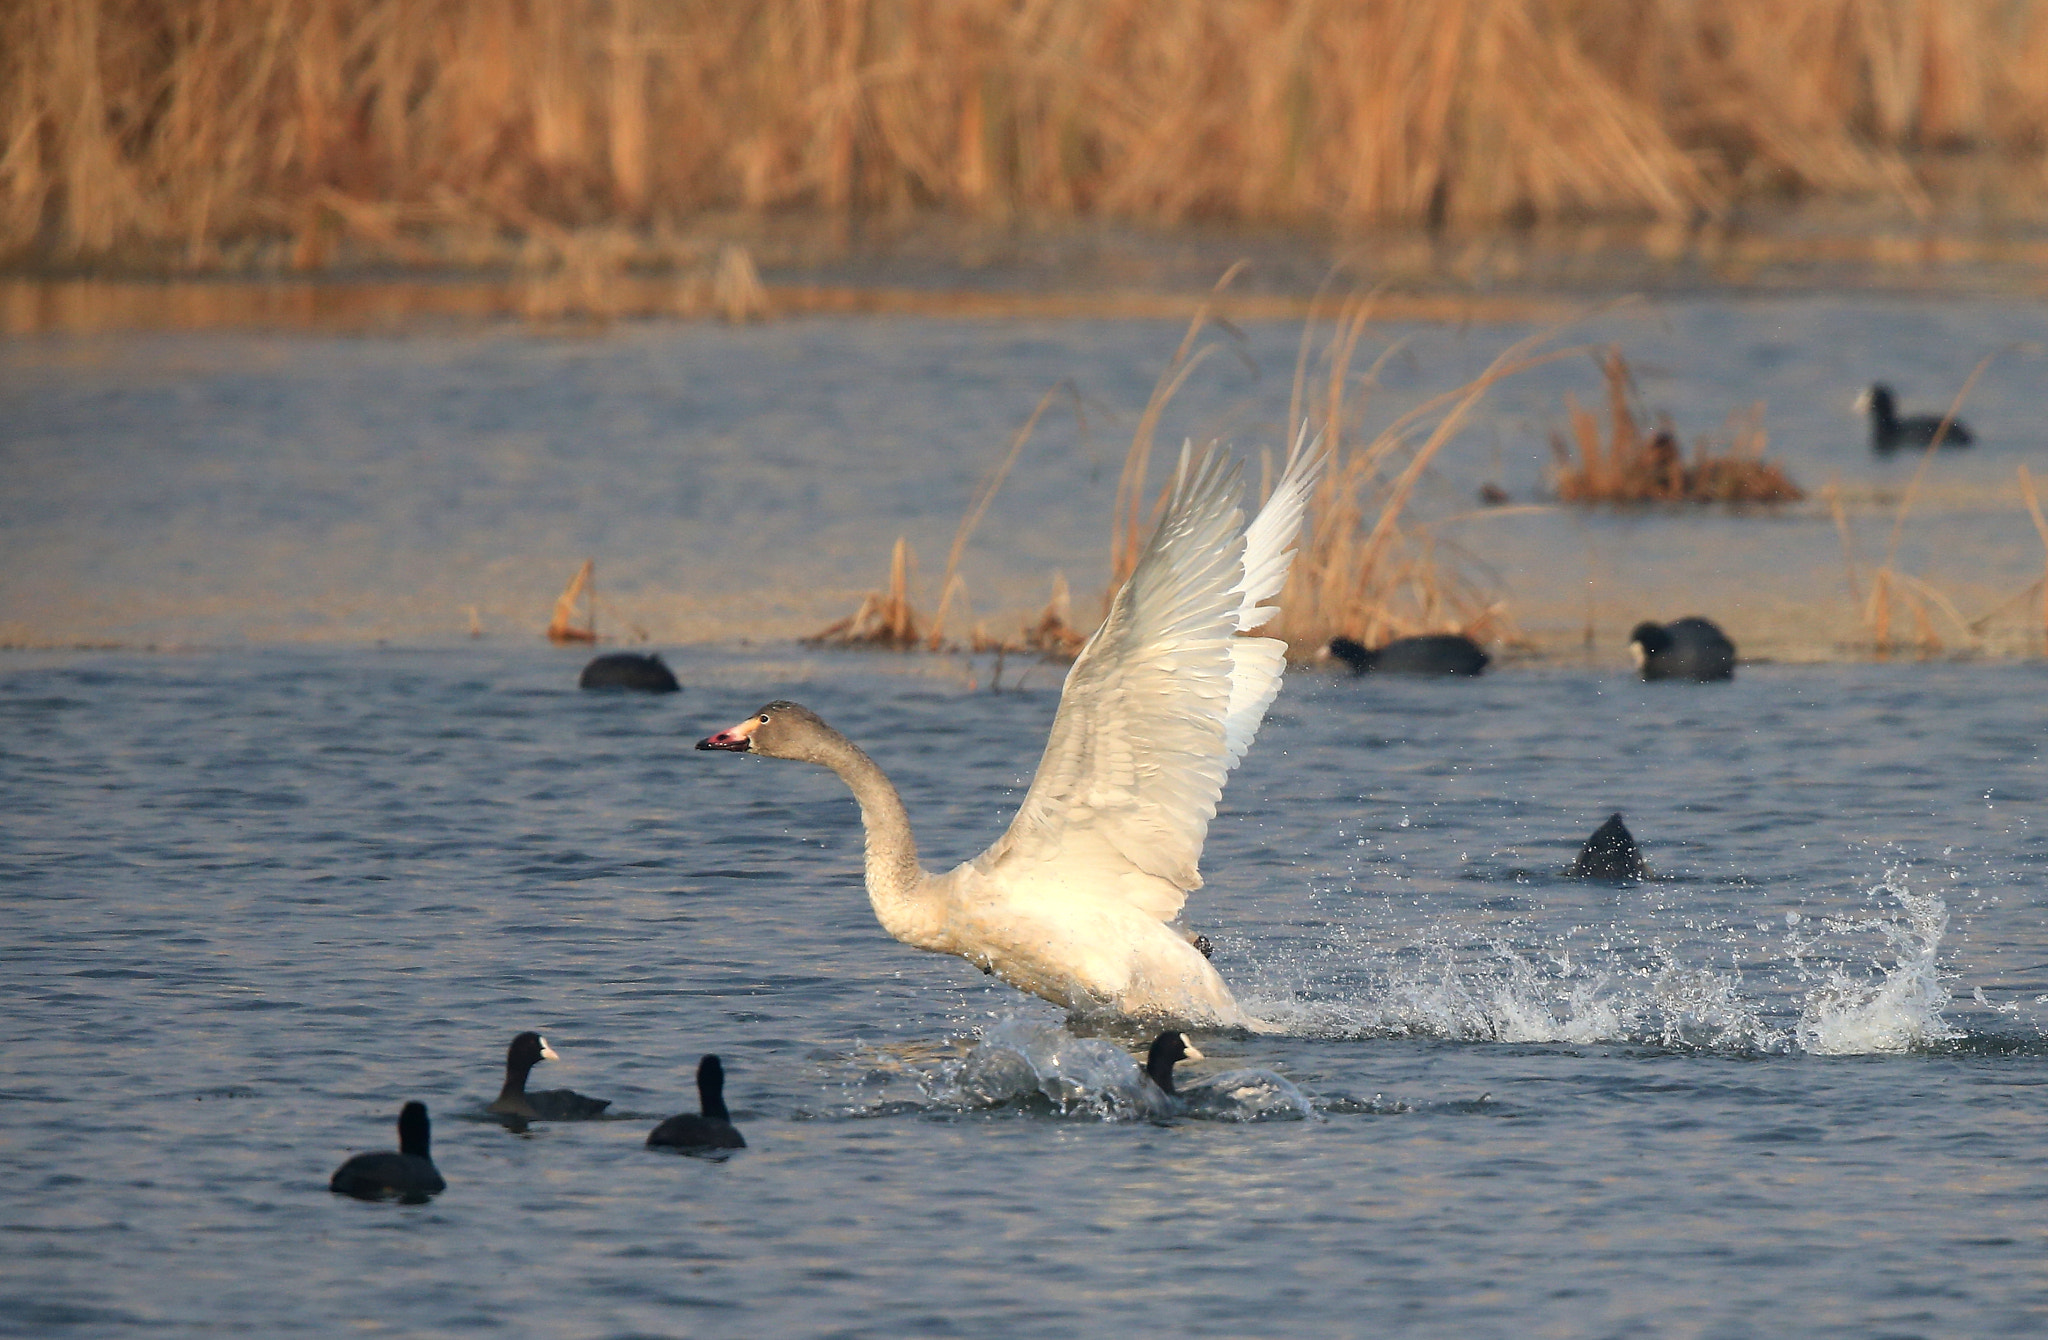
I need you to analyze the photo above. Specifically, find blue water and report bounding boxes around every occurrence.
[4,643,2046,1337]
[4,297,2046,654]
[5,301,2048,1334]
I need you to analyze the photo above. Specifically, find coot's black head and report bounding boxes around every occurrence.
[696,1055,729,1120]
[1323,636,1375,673]
[1143,1030,1203,1096]
[1628,621,1672,655]
[507,1031,559,1073]
[1857,383,1899,424]
[397,1101,433,1158]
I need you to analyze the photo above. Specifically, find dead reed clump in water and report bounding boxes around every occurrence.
[1551,348,1804,505]
[804,536,922,650]
[545,559,598,644]
[11,2,2048,267]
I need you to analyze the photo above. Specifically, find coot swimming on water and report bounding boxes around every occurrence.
[1569,813,1649,880]
[1856,384,1972,453]
[1629,618,1735,682]
[1324,634,1490,677]
[578,652,681,692]
[488,1032,612,1121]
[329,1101,446,1201]
[1141,1030,1204,1098]
[647,1055,746,1151]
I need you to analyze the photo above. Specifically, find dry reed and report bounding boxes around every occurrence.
[1263,298,1556,656]
[1825,351,2021,656]
[545,558,597,644]
[1550,347,1803,505]
[805,536,923,649]
[9,1,2048,267]
[810,281,1543,660]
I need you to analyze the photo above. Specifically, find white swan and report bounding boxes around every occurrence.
[697,435,1322,1028]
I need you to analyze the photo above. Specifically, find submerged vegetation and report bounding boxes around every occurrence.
[9,1,2048,268]
[1550,347,1804,505]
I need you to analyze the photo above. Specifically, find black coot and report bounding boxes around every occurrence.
[1569,813,1649,880]
[1325,634,1490,677]
[1142,1030,1202,1097]
[329,1101,446,1201]
[647,1055,746,1151]
[1857,384,1972,453]
[1629,617,1735,682]
[488,1031,611,1121]
[578,652,681,692]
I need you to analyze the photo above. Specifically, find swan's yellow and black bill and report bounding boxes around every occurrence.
[696,715,760,752]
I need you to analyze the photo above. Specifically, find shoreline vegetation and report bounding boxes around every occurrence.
[807,286,1532,662]
[8,0,2048,283]
[802,292,2045,666]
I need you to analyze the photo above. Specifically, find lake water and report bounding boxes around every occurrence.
[3,299,2048,1336]
[3,642,2045,1337]
[4,295,2046,657]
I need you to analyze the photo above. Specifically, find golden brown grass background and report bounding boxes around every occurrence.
[7,0,2048,267]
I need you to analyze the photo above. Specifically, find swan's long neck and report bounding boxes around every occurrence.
[806,733,947,951]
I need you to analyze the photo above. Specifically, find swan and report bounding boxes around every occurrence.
[697,437,1323,1028]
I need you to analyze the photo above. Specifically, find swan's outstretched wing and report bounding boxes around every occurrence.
[977,435,1321,917]
[1223,425,1320,767]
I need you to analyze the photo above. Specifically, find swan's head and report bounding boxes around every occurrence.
[697,701,833,762]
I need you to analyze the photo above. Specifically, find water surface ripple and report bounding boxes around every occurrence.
[3,646,2045,1336]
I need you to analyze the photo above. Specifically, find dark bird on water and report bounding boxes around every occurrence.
[1142,1030,1203,1098]
[578,652,681,693]
[488,1031,612,1121]
[1629,617,1735,682]
[329,1101,446,1201]
[1570,813,1649,880]
[647,1055,746,1152]
[1324,634,1490,677]
[1855,384,1972,453]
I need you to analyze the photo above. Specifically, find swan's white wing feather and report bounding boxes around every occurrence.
[1221,430,1322,766]
[979,439,1318,918]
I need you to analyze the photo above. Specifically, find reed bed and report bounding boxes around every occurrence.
[1551,347,1804,505]
[9,1,2048,267]
[810,283,1536,660]
[1262,297,1538,656]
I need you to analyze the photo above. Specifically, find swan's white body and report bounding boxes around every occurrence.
[700,437,1321,1028]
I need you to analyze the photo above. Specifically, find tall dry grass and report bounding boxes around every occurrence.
[809,281,1540,660]
[8,0,2048,265]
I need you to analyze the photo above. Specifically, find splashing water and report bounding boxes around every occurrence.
[1793,871,1960,1056]
[944,1016,1168,1119]
[1239,866,1959,1055]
